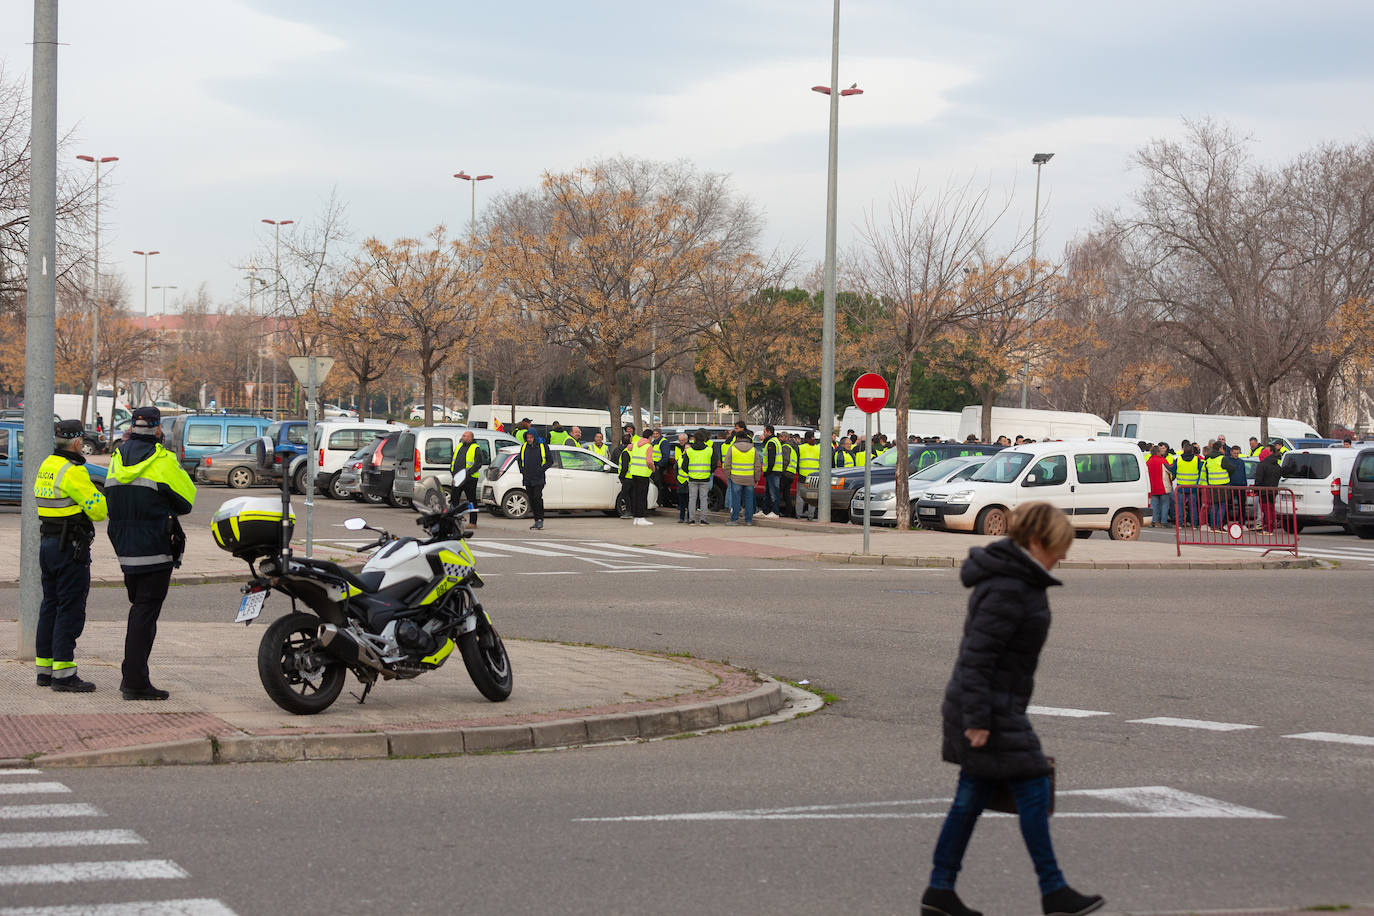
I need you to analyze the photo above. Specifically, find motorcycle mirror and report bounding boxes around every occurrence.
[343,517,368,531]
[253,436,274,470]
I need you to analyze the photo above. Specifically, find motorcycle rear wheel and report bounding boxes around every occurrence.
[257,612,346,715]
[459,626,513,702]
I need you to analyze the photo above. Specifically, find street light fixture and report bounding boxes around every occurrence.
[811,0,863,524]
[261,219,294,417]
[131,250,160,331]
[76,154,117,426]
[1021,152,1054,409]
[454,171,494,419]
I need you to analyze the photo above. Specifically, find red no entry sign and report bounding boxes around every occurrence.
[852,373,889,414]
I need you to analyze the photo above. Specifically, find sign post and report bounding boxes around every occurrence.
[288,356,334,558]
[852,373,889,555]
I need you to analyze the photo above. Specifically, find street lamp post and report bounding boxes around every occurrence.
[131,249,159,331]
[811,0,863,524]
[454,172,493,421]
[1021,152,1054,409]
[76,154,117,427]
[243,271,267,412]
[152,284,177,317]
[262,219,294,418]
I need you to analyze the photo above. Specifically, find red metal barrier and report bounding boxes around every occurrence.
[1173,485,1299,557]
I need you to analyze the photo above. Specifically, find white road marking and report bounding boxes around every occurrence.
[1128,717,1259,731]
[0,784,68,796]
[0,805,101,820]
[574,786,1281,822]
[468,540,566,557]
[748,568,805,572]
[0,901,235,916]
[582,541,704,559]
[467,548,515,560]
[0,830,144,849]
[516,570,580,576]
[0,859,187,885]
[1028,706,1113,718]
[0,770,42,777]
[1284,731,1374,747]
[542,542,662,559]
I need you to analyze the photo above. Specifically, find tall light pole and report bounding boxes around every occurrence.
[812,0,863,524]
[454,172,492,420]
[152,284,177,316]
[132,249,159,331]
[262,219,294,417]
[1021,152,1054,409]
[243,269,267,412]
[76,154,117,426]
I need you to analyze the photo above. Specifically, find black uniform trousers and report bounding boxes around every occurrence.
[121,567,173,690]
[37,536,91,666]
[527,484,545,521]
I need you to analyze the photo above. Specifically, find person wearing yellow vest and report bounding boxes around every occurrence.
[588,431,610,459]
[779,433,800,517]
[547,422,573,447]
[1171,443,1202,528]
[448,431,483,528]
[616,434,634,518]
[724,431,758,525]
[672,432,691,523]
[34,419,108,692]
[681,429,716,525]
[628,433,655,526]
[1247,437,1264,458]
[517,431,552,530]
[1203,444,1230,529]
[797,432,821,520]
[106,406,196,701]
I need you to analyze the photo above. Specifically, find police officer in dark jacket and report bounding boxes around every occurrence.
[922,502,1103,916]
[517,429,552,530]
[105,407,196,700]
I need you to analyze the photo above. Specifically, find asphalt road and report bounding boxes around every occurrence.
[5,486,1373,914]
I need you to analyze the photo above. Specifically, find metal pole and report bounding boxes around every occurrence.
[272,226,280,419]
[20,0,59,659]
[817,0,841,523]
[89,161,100,426]
[304,358,317,558]
[141,252,149,331]
[862,410,872,554]
[1022,161,1044,410]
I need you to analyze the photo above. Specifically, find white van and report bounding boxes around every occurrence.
[52,392,131,428]
[957,407,1111,443]
[308,419,406,496]
[1112,410,1317,450]
[838,407,960,442]
[1279,447,1359,529]
[916,440,1149,539]
[394,426,522,506]
[466,404,613,439]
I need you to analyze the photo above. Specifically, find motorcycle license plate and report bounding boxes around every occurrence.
[236,589,267,624]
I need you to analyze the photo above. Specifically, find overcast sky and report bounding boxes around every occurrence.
[7,0,1374,312]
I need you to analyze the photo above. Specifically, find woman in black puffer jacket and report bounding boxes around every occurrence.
[921,503,1104,916]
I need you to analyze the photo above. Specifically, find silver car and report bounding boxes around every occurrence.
[194,438,266,490]
[849,455,989,527]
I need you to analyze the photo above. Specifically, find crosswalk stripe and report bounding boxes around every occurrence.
[1128,717,1259,731]
[0,859,187,885]
[1283,731,1374,747]
[1029,706,1112,718]
[581,541,703,559]
[536,542,658,559]
[0,770,42,777]
[0,830,143,849]
[467,548,515,559]
[470,540,567,557]
[0,901,236,916]
[0,805,101,820]
[0,784,69,796]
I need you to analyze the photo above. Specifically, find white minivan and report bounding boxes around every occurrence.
[307,419,407,498]
[1279,447,1360,529]
[916,440,1149,540]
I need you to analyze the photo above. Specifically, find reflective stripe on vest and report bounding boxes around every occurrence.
[629,441,654,477]
[798,443,821,475]
[1204,455,1229,485]
[1173,456,1201,485]
[589,442,610,458]
[35,458,80,517]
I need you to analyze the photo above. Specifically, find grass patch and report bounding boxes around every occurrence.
[1302,906,1352,912]
[780,677,840,705]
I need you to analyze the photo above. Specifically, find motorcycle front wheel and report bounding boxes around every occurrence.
[459,626,513,702]
[257,612,346,715]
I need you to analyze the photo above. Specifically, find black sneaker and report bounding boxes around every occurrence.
[121,685,170,701]
[36,672,51,687]
[1042,886,1105,916]
[51,675,96,693]
[921,887,983,916]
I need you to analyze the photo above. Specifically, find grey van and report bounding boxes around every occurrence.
[167,414,272,470]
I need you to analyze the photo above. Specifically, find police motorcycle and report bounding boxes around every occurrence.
[211,447,511,715]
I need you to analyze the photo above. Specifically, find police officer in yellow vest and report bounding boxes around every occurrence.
[680,429,716,525]
[797,432,821,520]
[628,433,655,526]
[34,419,108,692]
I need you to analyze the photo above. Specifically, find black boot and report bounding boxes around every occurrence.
[36,671,51,687]
[51,674,97,693]
[921,887,982,916]
[1042,886,1104,916]
[121,684,170,701]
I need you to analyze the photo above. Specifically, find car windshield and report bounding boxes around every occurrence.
[913,457,967,482]
[971,451,1032,483]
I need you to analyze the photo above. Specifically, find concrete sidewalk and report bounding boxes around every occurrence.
[0,620,789,767]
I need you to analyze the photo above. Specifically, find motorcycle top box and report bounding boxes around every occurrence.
[211,497,295,559]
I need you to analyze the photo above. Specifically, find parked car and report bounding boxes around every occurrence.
[1279,447,1360,530]
[166,414,272,471]
[358,431,408,507]
[1347,447,1374,539]
[195,438,266,489]
[391,426,522,506]
[153,399,188,413]
[481,445,651,519]
[408,404,463,422]
[800,442,1005,521]
[259,420,309,488]
[0,420,106,505]
[320,403,358,418]
[303,419,406,499]
[849,455,990,527]
[917,440,1149,539]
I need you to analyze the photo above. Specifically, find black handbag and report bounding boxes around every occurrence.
[984,757,1055,815]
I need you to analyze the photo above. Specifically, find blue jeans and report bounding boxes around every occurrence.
[1150,493,1170,526]
[763,472,782,514]
[929,771,1066,896]
[729,483,755,522]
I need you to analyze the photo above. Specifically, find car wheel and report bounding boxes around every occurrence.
[1354,525,1374,540]
[1109,510,1142,541]
[291,465,307,495]
[707,485,725,513]
[80,438,97,456]
[425,488,446,512]
[908,501,923,529]
[501,489,530,519]
[326,473,347,500]
[974,506,1007,536]
[1075,529,1093,539]
[386,484,412,509]
[226,466,254,489]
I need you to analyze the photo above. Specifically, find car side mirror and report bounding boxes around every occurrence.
[1023,474,1038,486]
[253,436,274,470]
[343,517,367,531]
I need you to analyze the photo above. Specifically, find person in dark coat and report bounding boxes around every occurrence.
[1253,449,1283,532]
[517,430,552,531]
[922,502,1103,916]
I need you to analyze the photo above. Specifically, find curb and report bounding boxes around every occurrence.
[1,556,368,590]
[813,552,1329,570]
[28,680,787,768]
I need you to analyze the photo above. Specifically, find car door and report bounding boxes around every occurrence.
[1018,453,1076,519]
[393,432,417,498]
[556,448,613,508]
[0,428,18,503]
[536,449,564,507]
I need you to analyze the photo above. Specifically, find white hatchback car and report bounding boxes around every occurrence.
[849,454,990,527]
[481,445,656,519]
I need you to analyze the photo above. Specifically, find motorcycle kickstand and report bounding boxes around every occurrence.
[350,675,376,706]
